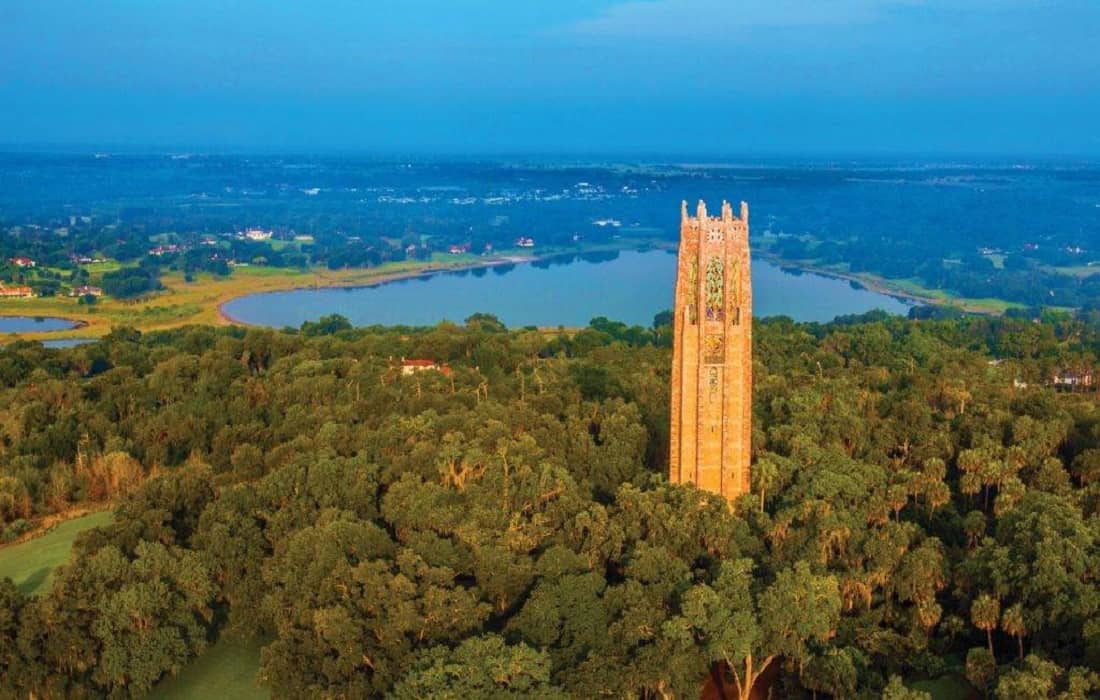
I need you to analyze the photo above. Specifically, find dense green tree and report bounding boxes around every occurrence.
[665,559,841,700]
[26,538,215,696]
[882,674,932,700]
[966,647,996,697]
[87,542,214,693]
[390,634,567,700]
[0,580,30,694]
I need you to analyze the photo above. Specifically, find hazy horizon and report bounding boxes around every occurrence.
[3,145,1099,162]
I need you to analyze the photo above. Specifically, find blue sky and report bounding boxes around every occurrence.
[1,0,1098,155]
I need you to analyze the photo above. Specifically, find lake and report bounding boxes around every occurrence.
[0,316,80,333]
[222,250,911,329]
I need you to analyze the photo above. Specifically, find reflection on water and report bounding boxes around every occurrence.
[221,250,912,329]
[530,250,622,270]
[0,316,80,333]
[40,338,96,349]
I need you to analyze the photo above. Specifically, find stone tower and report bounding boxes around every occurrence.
[669,199,752,500]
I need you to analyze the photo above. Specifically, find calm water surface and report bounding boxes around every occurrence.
[222,250,911,328]
[0,316,80,333]
[41,337,96,348]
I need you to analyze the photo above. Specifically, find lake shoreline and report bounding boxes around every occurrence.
[217,245,966,332]
[215,253,542,326]
[754,251,1013,315]
[756,253,931,307]
[215,244,676,327]
[0,241,996,343]
[218,246,915,329]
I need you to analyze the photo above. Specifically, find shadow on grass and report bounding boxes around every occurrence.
[16,567,50,595]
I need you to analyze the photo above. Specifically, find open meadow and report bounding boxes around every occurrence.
[0,510,114,595]
[149,637,269,700]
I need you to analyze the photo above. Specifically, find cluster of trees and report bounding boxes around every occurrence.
[99,265,164,299]
[0,260,67,298]
[1,310,1100,698]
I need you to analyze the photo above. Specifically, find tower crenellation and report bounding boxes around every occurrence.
[669,198,753,501]
[680,199,749,227]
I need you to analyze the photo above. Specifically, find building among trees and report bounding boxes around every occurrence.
[0,285,34,298]
[669,199,753,501]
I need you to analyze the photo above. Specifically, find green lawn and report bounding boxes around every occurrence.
[83,260,122,274]
[150,637,269,700]
[0,510,114,595]
[912,673,978,700]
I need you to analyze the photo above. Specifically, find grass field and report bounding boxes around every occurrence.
[83,260,122,274]
[0,510,114,595]
[982,253,1006,269]
[880,278,1018,314]
[913,673,979,700]
[150,636,269,700]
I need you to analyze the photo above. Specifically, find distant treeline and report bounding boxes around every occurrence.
[4,156,1100,308]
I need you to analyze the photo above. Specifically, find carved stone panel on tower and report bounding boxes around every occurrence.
[669,199,752,501]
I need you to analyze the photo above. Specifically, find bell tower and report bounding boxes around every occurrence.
[669,199,752,500]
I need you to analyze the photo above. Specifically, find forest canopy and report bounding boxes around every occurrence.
[1,310,1100,698]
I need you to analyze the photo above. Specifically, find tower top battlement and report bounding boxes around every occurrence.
[680,199,749,226]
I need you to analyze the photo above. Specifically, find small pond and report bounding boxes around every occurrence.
[40,337,96,349]
[0,316,81,333]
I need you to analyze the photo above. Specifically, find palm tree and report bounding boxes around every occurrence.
[1000,603,1027,660]
[971,593,1000,656]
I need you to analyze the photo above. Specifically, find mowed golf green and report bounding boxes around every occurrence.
[150,636,269,700]
[0,510,115,595]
